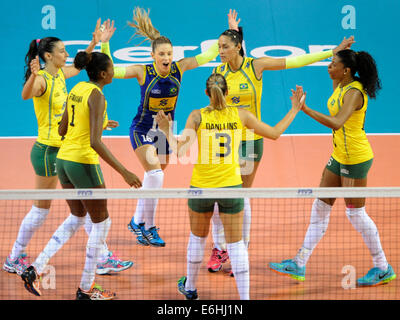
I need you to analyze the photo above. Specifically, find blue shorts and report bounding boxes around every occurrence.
[129,126,172,155]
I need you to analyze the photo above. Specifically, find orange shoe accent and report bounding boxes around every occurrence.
[80,283,116,300]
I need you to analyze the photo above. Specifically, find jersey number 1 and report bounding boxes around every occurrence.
[70,105,76,127]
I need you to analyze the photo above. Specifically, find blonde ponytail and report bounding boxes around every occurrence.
[208,85,227,111]
[128,7,172,52]
[205,73,228,111]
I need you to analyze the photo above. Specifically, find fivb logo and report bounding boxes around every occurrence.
[297,189,313,195]
[77,190,93,197]
[188,189,203,196]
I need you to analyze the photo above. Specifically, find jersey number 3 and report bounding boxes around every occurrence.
[215,133,231,158]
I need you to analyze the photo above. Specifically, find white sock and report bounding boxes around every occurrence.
[185,232,206,291]
[80,217,111,291]
[346,207,388,271]
[211,203,226,251]
[133,169,164,228]
[242,198,251,249]
[294,199,332,267]
[227,240,249,300]
[84,214,109,261]
[33,214,85,275]
[10,205,49,260]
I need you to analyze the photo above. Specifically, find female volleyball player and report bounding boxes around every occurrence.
[155,73,305,300]
[3,20,133,277]
[100,7,221,247]
[269,49,396,287]
[21,51,142,300]
[207,9,356,274]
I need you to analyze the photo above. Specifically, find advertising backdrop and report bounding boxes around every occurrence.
[1,0,398,137]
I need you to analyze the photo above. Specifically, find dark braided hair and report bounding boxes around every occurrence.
[337,49,381,99]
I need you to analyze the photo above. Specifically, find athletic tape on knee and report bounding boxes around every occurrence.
[187,232,206,264]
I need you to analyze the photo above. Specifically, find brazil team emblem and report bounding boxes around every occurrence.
[169,87,177,95]
[239,83,248,90]
[231,96,241,104]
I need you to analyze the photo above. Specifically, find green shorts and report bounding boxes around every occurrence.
[188,185,244,214]
[239,138,263,162]
[30,141,59,177]
[56,158,105,188]
[326,156,373,179]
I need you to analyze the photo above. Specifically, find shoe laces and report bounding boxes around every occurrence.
[148,227,160,239]
[210,248,220,259]
[17,253,30,266]
[108,251,120,261]
[365,267,383,278]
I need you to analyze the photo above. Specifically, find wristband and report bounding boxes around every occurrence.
[100,42,113,61]
[195,40,219,66]
[113,67,126,79]
[286,50,333,69]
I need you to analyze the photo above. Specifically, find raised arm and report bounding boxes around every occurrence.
[88,89,142,188]
[99,20,145,82]
[62,18,103,79]
[239,86,305,140]
[252,36,355,78]
[21,55,46,100]
[302,87,363,130]
[156,110,200,157]
[227,9,241,31]
[177,40,219,73]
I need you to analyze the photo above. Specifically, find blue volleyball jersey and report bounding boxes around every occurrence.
[131,62,182,131]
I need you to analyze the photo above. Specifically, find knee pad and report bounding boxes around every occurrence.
[310,199,331,232]
[87,217,111,250]
[24,206,50,228]
[346,207,377,235]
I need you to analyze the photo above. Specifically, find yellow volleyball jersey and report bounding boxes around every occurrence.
[33,69,68,147]
[190,106,243,188]
[57,82,108,164]
[215,57,263,141]
[328,80,373,165]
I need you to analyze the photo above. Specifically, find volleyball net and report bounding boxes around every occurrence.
[0,187,399,300]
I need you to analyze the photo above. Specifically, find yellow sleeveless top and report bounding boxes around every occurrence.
[215,57,263,141]
[57,82,108,164]
[328,80,373,164]
[33,69,68,147]
[190,106,243,188]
